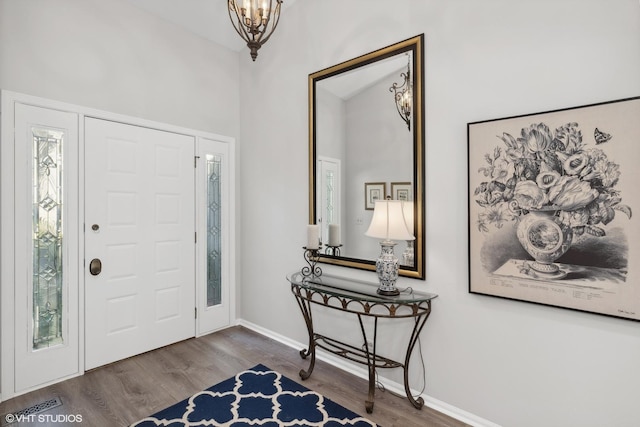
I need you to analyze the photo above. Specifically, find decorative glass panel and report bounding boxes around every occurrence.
[32,127,64,350]
[206,154,222,307]
[324,170,335,226]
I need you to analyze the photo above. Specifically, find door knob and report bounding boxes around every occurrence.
[89,258,102,276]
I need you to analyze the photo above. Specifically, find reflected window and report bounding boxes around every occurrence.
[325,170,335,226]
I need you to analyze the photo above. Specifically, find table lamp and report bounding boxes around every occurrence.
[365,199,415,295]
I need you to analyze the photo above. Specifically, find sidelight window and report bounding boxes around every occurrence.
[206,154,222,307]
[32,127,65,350]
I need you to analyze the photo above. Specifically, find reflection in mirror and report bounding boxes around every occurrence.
[309,34,424,279]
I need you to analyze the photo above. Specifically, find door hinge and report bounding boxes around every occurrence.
[195,231,197,243]
[195,307,198,319]
[194,155,200,168]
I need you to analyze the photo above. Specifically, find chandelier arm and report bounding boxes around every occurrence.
[263,0,282,43]
[255,0,282,45]
[389,67,412,131]
[391,72,409,92]
[394,94,411,130]
[227,1,253,43]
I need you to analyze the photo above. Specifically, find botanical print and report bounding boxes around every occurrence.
[475,122,631,277]
[468,97,640,320]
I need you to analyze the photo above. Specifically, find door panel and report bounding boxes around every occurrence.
[85,118,195,370]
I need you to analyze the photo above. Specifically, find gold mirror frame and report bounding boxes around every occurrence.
[309,34,425,279]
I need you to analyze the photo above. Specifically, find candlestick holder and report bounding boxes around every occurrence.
[324,244,342,256]
[302,246,323,277]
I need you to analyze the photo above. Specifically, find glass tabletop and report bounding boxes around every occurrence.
[287,271,437,304]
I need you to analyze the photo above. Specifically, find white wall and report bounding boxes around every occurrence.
[0,0,242,397]
[0,0,242,355]
[0,0,239,137]
[317,76,413,260]
[345,73,413,259]
[238,1,640,426]
[316,87,347,244]
[2,0,639,425]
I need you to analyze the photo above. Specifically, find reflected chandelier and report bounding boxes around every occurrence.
[227,0,283,61]
[389,57,412,131]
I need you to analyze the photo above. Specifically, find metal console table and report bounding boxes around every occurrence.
[287,271,437,413]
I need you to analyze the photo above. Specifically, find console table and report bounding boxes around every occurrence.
[287,271,437,413]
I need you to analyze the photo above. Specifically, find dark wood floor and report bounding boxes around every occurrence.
[0,326,470,427]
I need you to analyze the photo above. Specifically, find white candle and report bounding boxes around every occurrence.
[307,224,319,249]
[328,224,340,246]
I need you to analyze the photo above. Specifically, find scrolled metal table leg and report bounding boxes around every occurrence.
[365,400,374,414]
[293,286,316,380]
[299,331,316,381]
[358,314,377,413]
[403,308,431,409]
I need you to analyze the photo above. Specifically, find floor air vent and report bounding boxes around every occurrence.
[2,397,62,426]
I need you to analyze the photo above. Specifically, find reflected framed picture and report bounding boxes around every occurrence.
[364,182,386,210]
[468,96,640,321]
[391,182,412,201]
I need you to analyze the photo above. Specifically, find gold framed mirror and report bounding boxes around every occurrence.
[309,34,425,279]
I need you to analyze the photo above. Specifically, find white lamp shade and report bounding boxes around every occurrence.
[365,200,415,241]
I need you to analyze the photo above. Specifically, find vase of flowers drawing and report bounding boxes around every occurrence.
[514,208,573,278]
[474,122,632,278]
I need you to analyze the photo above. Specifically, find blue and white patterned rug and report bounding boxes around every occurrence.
[131,364,377,426]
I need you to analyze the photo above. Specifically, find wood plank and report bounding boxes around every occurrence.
[0,326,470,427]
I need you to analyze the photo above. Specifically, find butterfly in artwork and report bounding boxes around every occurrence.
[594,128,612,145]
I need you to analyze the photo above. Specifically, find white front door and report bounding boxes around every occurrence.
[2,92,236,400]
[84,118,195,370]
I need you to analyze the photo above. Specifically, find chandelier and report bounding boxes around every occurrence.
[227,0,283,61]
[389,57,412,131]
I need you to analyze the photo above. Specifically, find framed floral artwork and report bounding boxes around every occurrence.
[468,96,640,321]
[364,182,386,210]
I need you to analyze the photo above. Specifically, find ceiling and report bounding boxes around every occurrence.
[123,0,298,52]
[123,0,402,98]
[320,54,409,100]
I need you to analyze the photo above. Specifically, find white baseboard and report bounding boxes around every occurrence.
[236,319,500,427]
